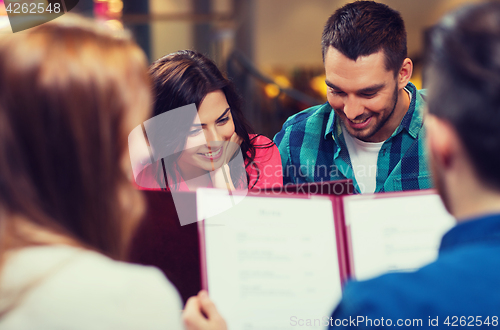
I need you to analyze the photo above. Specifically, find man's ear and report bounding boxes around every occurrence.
[426,114,456,169]
[398,58,413,90]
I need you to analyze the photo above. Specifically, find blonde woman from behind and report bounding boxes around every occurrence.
[0,16,225,330]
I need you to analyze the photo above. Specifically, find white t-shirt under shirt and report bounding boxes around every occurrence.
[0,245,184,330]
[342,125,384,194]
[342,89,412,194]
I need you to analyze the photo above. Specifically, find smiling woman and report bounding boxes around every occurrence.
[134,50,283,191]
[176,90,238,188]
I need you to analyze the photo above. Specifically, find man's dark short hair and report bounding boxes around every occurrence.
[424,2,500,190]
[322,1,407,75]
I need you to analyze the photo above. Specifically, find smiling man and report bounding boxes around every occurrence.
[274,1,431,193]
[327,3,500,327]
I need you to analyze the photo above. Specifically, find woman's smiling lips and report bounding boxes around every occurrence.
[198,145,224,161]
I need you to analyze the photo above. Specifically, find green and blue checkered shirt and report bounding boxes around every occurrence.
[274,82,432,193]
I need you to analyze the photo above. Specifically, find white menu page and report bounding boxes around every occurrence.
[343,192,455,281]
[198,189,342,330]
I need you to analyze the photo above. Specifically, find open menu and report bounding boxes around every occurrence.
[197,188,455,330]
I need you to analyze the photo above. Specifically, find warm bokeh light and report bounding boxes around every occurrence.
[310,74,328,98]
[108,0,123,14]
[265,84,281,98]
[410,72,422,90]
[94,0,123,19]
[264,75,292,99]
[0,0,5,17]
[94,0,123,32]
[274,75,291,89]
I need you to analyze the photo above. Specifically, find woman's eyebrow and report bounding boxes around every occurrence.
[216,108,231,121]
[192,108,231,127]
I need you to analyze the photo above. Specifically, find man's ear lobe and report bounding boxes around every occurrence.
[398,58,413,89]
[427,115,455,169]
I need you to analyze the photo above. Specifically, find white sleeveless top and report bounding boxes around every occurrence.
[0,245,184,330]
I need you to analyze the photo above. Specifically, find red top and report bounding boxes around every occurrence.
[133,134,282,191]
[246,134,283,189]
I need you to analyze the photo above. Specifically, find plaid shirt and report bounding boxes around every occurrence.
[274,82,432,193]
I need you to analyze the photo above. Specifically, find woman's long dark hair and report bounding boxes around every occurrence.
[149,50,271,189]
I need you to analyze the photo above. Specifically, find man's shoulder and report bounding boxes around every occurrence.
[415,88,427,107]
[333,269,444,327]
[280,103,332,132]
[340,271,430,313]
[417,88,427,98]
[335,246,500,323]
[410,83,426,106]
[345,251,470,299]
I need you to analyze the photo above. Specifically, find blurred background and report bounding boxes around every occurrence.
[0,0,491,138]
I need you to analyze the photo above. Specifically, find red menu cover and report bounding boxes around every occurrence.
[129,180,353,304]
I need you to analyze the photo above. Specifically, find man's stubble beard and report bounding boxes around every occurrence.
[341,83,400,142]
[364,84,399,141]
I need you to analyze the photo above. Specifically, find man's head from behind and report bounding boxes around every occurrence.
[424,3,500,216]
[322,1,412,142]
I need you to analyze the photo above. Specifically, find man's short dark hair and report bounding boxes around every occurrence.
[424,2,500,190]
[322,1,407,75]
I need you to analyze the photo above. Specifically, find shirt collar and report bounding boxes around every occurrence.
[324,82,424,142]
[439,213,500,253]
[393,82,423,139]
[325,103,340,140]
